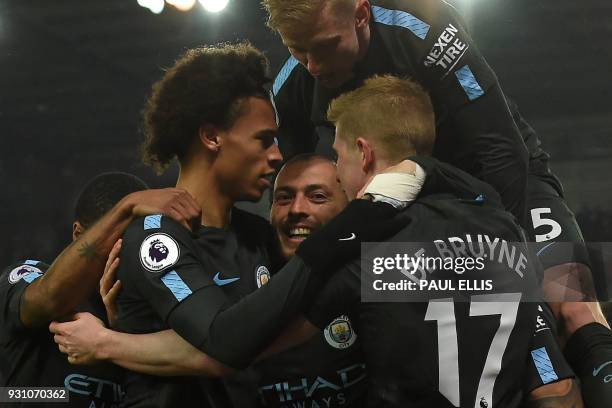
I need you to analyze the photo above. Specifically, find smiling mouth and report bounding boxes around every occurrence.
[286,227,312,240]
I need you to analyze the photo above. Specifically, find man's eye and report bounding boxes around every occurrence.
[259,135,275,148]
[310,193,328,202]
[274,195,291,204]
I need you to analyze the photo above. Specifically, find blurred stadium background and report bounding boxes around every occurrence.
[0,0,610,268]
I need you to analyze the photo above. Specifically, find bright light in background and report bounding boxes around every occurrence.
[137,0,165,14]
[166,0,197,12]
[198,0,229,13]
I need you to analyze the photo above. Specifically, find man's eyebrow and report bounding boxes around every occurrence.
[285,34,340,50]
[313,35,341,47]
[255,128,279,138]
[273,186,295,195]
[304,184,329,193]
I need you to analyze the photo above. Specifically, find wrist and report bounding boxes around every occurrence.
[117,193,138,219]
[94,327,116,361]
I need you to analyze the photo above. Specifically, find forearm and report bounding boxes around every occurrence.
[21,197,137,327]
[98,328,231,377]
[201,256,317,368]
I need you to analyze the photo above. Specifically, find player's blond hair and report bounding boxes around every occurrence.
[262,0,356,37]
[327,75,436,161]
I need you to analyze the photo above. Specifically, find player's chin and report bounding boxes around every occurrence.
[279,240,297,259]
[279,236,299,258]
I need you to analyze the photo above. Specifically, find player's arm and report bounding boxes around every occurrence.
[254,255,361,362]
[526,379,584,408]
[52,236,319,376]
[51,313,230,377]
[50,213,319,373]
[20,188,200,328]
[199,201,400,367]
[402,1,529,219]
[524,304,583,407]
[52,234,358,375]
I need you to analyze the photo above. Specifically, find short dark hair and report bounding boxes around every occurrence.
[141,41,272,174]
[282,152,334,168]
[74,172,148,228]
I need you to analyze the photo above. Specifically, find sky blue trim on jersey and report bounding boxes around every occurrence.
[531,347,559,384]
[213,272,240,286]
[371,5,431,40]
[144,214,163,230]
[536,242,556,257]
[23,272,42,284]
[455,65,484,101]
[273,56,299,96]
[24,259,40,266]
[161,270,192,302]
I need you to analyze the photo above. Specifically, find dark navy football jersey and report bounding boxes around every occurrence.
[273,0,561,219]
[254,310,366,408]
[114,208,276,408]
[0,260,125,407]
[303,156,546,408]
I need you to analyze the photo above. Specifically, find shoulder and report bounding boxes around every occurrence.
[371,0,468,48]
[1,259,49,287]
[372,0,456,23]
[272,55,312,101]
[124,214,192,243]
[120,214,194,275]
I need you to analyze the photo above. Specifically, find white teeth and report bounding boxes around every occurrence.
[289,227,311,237]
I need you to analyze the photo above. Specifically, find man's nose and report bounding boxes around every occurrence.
[306,54,321,77]
[289,194,309,216]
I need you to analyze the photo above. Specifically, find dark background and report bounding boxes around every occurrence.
[1,0,611,268]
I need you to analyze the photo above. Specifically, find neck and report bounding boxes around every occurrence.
[361,157,418,191]
[176,160,233,228]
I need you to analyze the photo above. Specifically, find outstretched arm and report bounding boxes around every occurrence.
[50,313,231,377]
[21,188,201,328]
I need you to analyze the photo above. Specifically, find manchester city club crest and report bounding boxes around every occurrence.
[255,265,270,288]
[139,233,180,272]
[324,315,357,349]
[8,265,43,285]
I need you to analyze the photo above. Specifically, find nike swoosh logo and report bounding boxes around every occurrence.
[593,361,612,377]
[339,233,357,241]
[213,272,240,286]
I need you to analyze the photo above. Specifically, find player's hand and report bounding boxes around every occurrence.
[49,312,107,365]
[100,239,122,328]
[126,188,201,232]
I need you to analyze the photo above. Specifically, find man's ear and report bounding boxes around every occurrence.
[199,124,221,154]
[72,221,84,242]
[356,137,374,174]
[355,0,371,28]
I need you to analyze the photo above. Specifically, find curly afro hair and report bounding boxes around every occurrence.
[141,42,271,173]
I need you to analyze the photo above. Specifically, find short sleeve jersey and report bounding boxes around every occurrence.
[0,260,125,407]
